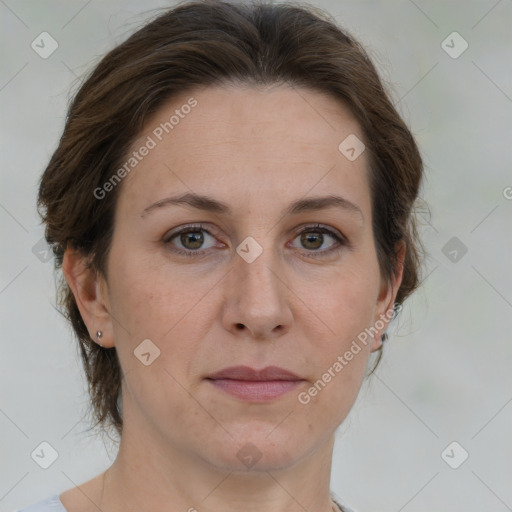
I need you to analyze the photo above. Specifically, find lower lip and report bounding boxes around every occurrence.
[207,379,303,401]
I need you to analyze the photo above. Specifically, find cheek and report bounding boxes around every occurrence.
[302,257,380,343]
[289,266,378,408]
[295,281,374,427]
[108,245,189,330]
[106,248,216,377]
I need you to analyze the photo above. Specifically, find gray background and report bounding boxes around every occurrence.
[1,1,511,511]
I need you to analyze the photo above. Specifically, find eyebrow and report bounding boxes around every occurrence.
[141,192,364,221]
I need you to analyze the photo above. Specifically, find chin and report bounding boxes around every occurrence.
[200,422,318,473]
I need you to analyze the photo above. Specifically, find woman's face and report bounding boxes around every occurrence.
[94,84,402,471]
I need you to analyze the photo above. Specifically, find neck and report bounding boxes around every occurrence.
[100,410,338,512]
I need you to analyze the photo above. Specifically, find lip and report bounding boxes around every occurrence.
[207,365,302,381]
[206,365,305,401]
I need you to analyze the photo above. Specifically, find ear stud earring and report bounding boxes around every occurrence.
[96,330,103,346]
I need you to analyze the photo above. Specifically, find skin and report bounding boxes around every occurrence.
[62,83,404,512]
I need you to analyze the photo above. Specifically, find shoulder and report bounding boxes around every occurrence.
[13,495,67,512]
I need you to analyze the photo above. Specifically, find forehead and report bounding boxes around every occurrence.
[117,83,371,217]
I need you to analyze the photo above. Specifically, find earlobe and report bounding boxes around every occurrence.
[62,248,114,348]
[370,240,406,352]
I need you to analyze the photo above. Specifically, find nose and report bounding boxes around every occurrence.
[220,239,293,341]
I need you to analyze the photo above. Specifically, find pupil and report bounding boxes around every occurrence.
[179,230,324,251]
[302,232,322,249]
[182,231,203,249]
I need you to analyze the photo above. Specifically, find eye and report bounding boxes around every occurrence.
[289,224,346,256]
[164,224,220,256]
[164,223,347,258]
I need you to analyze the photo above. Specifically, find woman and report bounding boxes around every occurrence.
[17,0,424,511]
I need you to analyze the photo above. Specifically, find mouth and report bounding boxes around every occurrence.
[205,365,305,401]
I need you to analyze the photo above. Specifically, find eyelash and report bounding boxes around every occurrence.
[164,223,348,258]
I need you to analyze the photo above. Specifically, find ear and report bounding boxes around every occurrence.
[370,240,406,353]
[62,247,115,348]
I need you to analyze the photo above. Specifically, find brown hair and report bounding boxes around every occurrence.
[38,0,426,439]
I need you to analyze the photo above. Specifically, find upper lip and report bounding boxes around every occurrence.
[207,365,302,381]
